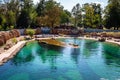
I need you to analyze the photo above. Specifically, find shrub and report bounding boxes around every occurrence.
[12,38,18,44]
[26,29,35,38]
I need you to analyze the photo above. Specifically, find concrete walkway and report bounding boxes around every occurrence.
[0,41,26,65]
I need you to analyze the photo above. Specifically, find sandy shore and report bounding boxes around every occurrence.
[82,37,120,45]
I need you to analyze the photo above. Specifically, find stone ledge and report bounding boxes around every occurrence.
[0,41,26,65]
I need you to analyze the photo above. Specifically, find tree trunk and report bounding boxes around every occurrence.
[51,22,54,28]
[75,17,77,27]
[114,27,116,30]
[117,27,119,30]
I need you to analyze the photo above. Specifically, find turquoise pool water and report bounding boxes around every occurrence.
[0,38,120,80]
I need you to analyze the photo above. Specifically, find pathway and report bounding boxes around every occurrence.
[0,41,26,65]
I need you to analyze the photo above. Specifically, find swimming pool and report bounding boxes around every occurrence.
[0,38,120,80]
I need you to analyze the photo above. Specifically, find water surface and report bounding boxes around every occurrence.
[0,38,120,80]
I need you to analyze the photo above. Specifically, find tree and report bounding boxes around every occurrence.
[72,3,82,27]
[60,10,71,25]
[26,29,35,39]
[17,0,37,28]
[83,4,94,28]
[6,10,16,28]
[44,0,61,27]
[36,0,62,27]
[36,0,45,16]
[0,0,20,30]
[0,14,6,30]
[36,0,46,27]
[104,0,120,30]
[82,3,102,28]
[17,9,30,28]
[92,3,102,28]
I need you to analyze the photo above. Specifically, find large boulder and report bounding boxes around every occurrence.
[0,30,20,46]
[100,33,107,37]
[9,30,15,38]
[0,39,4,46]
[0,31,10,43]
[113,33,120,39]
[13,29,20,37]
[9,29,20,38]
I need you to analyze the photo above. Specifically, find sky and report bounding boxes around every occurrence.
[33,0,108,11]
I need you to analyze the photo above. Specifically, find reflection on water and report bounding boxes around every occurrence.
[0,39,120,80]
[70,48,80,64]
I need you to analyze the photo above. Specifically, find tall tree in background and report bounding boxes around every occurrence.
[60,10,71,25]
[104,0,120,30]
[36,0,45,16]
[45,0,61,27]
[0,14,6,30]
[92,3,102,28]
[72,3,82,27]
[0,2,6,30]
[0,0,20,30]
[17,0,37,28]
[1,0,118,30]
[83,3,94,28]
[82,3,102,28]
[36,0,62,27]
[36,0,46,27]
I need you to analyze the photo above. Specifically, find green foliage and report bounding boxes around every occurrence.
[83,3,102,28]
[104,0,120,30]
[12,38,18,44]
[0,0,19,30]
[26,29,35,38]
[72,3,82,27]
[0,14,6,30]
[0,0,119,30]
[7,10,16,26]
[0,14,6,25]
[0,25,2,31]
[17,0,37,28]
[36,0,62,27]
[36,0,45,16]
[60,10,70,25]
[17,9,31,28]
